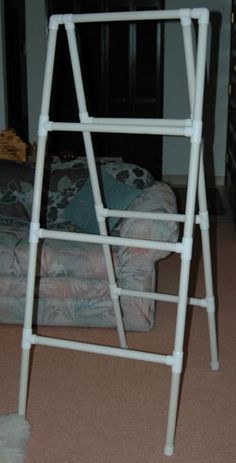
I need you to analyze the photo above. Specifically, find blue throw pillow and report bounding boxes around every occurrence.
[64,168,141,233]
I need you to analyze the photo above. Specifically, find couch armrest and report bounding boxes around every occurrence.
[117,182,179,267]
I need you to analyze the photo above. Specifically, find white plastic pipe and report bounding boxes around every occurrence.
[72,10,184,23]
[32,335,174,366]
[164,17,210,456]
[100,208,201,224]
[39,228,183,254]
[115,287,207,308]
[50,9,208,28]
[47,121,192,137]
[91,117,192,127]
[182,15,219,371]
[181,19,195,113]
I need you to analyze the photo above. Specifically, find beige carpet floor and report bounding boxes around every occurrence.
[0,220,236,462]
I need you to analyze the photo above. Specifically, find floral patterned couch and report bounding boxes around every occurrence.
[0,158,178,331]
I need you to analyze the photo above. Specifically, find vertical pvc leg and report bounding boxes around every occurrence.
[198,154,219,370]
[164,372,181,456]
[18,242,39,416]
[164,177,197,453]
[18,23,63,415]
[164,256,191,456]
[83,132,127,348]
[164,121,203,454]
[164,15,217,456]
[18,133,49,414]
[207,311,219,370]
[18,350,31,416]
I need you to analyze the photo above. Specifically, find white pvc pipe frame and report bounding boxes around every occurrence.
[18,8,219,457]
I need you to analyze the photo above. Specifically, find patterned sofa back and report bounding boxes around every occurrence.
[0,158,154,229]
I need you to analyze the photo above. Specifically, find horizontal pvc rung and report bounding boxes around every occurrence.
[51,9,207,27]
[114,287,207,307]
[101,209,201,224]
[31,335,174,366]
[62,9,207,24]
[90,117,192,127]
[105,209,184,222]
[71,10,184,23]
[47,121,192,137]
[39,228,183,254]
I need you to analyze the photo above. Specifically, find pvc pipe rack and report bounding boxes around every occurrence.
[18,8,219,457]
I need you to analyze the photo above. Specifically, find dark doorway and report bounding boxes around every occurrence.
[4,0,28,142]
[47,0,164,179]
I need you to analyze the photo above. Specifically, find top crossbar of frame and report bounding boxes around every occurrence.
[49,8,209,29]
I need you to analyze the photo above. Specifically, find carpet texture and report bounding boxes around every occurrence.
[0,414,31,463]
[0,221,235,462]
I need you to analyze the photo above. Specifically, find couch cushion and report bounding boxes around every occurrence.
[0,158,154,227]
[0,160,34,225]
[64,168,141,233]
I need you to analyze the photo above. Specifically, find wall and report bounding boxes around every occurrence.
[25,0,47,143]
[163,0,231,185]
